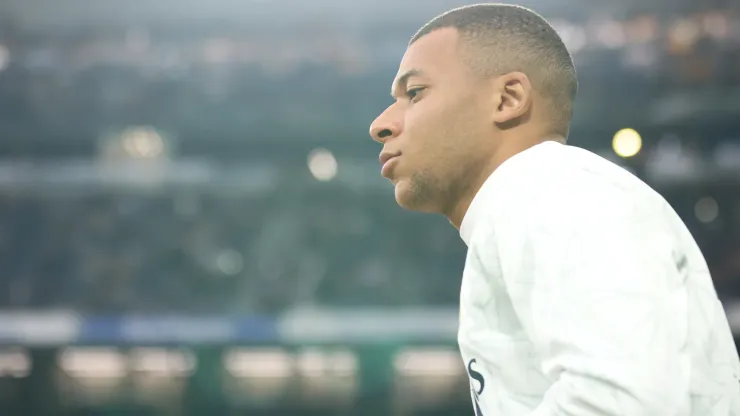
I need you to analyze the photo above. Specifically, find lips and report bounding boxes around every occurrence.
[379,151,400,166]
[379,152,401,178]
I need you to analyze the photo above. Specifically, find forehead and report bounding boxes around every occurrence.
[396,28,467,83]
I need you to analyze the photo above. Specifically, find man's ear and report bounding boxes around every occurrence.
[491,71,532,128]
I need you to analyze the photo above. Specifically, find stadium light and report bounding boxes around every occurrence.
[612,128,642,158]
[308,148,338,181]
[121,126,165,158]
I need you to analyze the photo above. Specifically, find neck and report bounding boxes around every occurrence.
[444,148,507,230]
[445,134,559,229]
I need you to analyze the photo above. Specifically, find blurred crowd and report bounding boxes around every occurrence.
[0,5,737,315]
[0,178,737,314]
[0,8,739,151]
[0,185,466,314]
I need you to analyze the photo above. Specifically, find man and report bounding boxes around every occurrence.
[369,3,740,415]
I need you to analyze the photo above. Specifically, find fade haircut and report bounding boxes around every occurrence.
[410,3,578,138]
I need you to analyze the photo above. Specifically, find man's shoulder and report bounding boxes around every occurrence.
[469,143,667,244]
[518,144,656,205]
[494,149,666,232]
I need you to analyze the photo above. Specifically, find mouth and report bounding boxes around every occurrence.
[379,151,401,166]
[380,154,400,179]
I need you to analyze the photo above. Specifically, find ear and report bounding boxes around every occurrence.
[491,72,532,126]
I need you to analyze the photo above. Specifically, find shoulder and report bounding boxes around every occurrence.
[478,145,667,245]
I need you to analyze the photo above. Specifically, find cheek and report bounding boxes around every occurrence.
[404,103,455,147]
[402,99,483,168]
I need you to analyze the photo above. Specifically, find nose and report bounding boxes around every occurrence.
[369,108,402,143]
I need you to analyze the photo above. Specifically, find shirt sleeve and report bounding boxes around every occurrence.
[488,173,691,415]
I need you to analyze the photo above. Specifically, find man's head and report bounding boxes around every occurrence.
[369,3,577,219]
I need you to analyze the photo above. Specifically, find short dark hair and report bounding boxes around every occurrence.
[410,3,578,137]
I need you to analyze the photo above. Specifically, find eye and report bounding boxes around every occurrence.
[406,87,425,102]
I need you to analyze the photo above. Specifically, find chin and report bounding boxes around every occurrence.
[393,179,438,213]
[394,183,415,210]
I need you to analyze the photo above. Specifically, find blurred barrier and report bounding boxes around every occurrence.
[83,315,279,344]
[277,308,460,343]
[2,303,740,345]
[0,311,81,345]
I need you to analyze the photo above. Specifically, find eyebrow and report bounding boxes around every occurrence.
[391,68,424,98]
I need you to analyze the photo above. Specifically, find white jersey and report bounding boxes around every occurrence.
[457,140,740,415]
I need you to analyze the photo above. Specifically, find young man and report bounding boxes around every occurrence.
[369,3,740,415]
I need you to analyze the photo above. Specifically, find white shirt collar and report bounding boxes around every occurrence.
[459,140,561,245]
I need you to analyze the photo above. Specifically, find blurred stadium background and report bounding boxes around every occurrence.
[0,0,738,414]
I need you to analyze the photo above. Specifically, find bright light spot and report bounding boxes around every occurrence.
[296,349,357,378]
[216,249,244,276]
[59,348,128,378]
[394,348,462,377]
[224,349,293,378]
[553,21,587,54]
[0,349,30,378]
[668,19,700,53]
[129,348,196,376]
[296,350,327,378]
[563,27,587,54]
[613,128,642,158]
[628,16,658,43]
[702,13,729,39]
[594,20,626,49]
[308,148,338,181]
[695,197,719,223]
[121,126,164,158]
